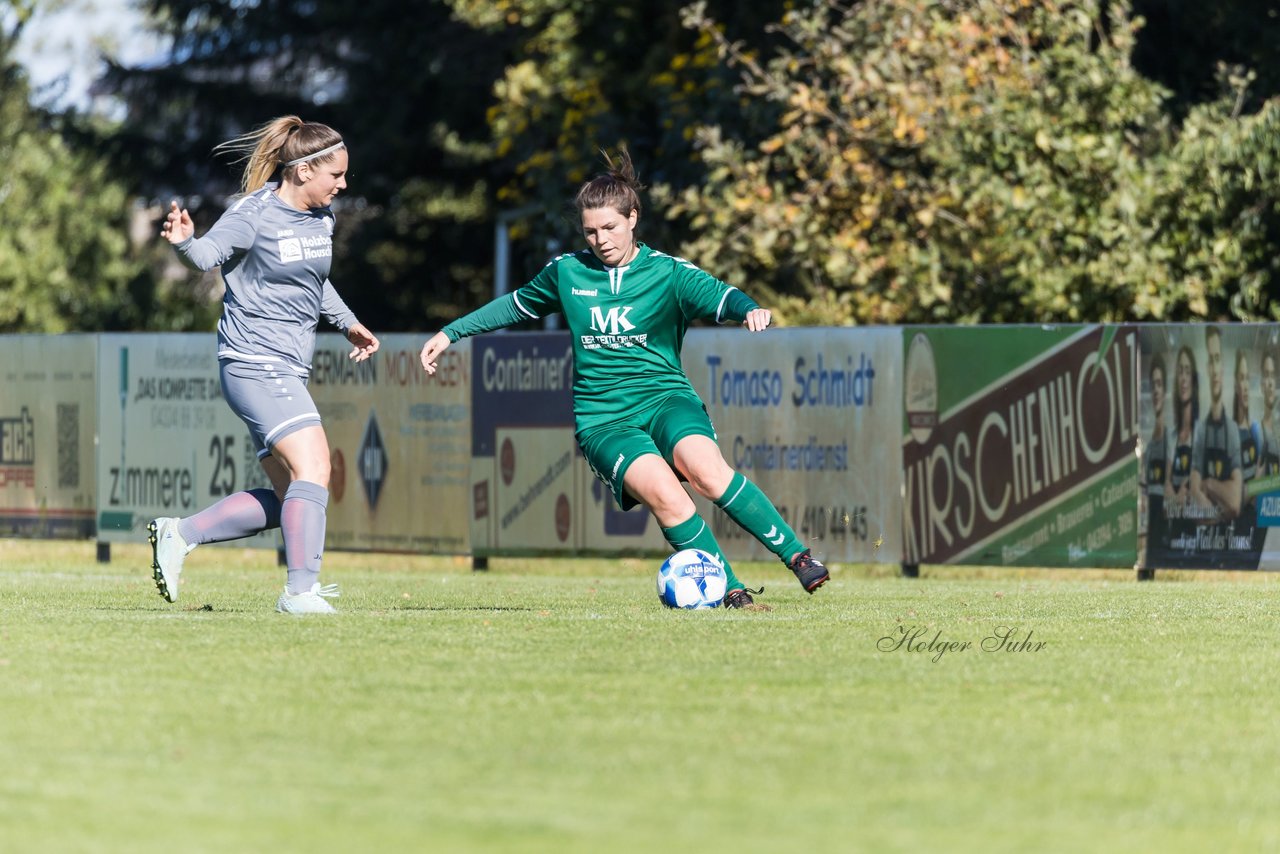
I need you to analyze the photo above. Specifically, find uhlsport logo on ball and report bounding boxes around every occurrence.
[656,548,727,609]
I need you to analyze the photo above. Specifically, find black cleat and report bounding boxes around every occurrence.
[789,550,830,593]
[723,586,764,609]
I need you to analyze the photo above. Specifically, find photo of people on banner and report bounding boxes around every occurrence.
[1138,324,1280,570]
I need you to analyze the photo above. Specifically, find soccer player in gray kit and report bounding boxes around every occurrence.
[151,115,380,614]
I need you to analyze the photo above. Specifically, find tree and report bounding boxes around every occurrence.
[447,0,788,273]
[0,5,164,333]
[1152,86,1280,319]
[661,0,1155,323]
[102,0,515,330]
[1131,0,1280,117]
[87,0,1280,328]
[664,0,1280,324]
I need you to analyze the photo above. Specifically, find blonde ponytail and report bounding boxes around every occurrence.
[213,115,344,196]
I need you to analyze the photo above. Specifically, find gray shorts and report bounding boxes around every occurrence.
[220,358,322,459]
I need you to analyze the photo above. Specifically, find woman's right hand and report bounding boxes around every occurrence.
[160,200,194,245]
[420,331,452,375]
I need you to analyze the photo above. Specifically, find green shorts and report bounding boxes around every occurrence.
[576,392,718,510]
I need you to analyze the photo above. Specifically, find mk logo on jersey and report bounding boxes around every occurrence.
[589,305,636,335]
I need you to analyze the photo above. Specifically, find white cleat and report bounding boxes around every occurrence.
[148,517,194,603]
[276,583,340,615]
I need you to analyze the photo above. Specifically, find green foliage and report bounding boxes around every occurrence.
[0,31,155,333]
[447,0,786,266]
[664,0,1280,325]
[1153,87,1280,319]
[14,0,1280,328]
[105,0,509,330]
[655,0,1280,325]
[658,2,1124,323]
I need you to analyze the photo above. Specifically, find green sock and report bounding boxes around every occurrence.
[715,472,804,564]
[661,513,744,590]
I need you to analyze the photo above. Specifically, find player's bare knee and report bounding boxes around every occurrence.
[306,458,332,489]
[682,460,734,499]
[644,485,695,525]
[284,454,330,489]
[684,471,721,499]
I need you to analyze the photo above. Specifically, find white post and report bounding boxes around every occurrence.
[493,205,555,329]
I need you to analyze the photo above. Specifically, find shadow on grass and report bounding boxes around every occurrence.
[95,604,238,613]
[393,605,539,612]
[95,604,543,615]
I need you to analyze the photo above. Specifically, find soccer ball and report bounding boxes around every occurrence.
[656,548,727,609]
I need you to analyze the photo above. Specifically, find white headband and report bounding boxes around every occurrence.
[285,141,345,167]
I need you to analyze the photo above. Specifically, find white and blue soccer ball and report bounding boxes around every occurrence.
[656,548,727,609]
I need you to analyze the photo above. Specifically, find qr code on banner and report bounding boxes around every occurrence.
[57,403,79,488]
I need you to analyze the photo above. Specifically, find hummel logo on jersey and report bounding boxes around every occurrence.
[589,305,635,335]
[572,288,599,297]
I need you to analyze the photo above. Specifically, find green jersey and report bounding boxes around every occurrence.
[442,244,759,429]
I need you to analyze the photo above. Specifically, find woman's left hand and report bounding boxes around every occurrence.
[744,308,772,332]
[346,323,381,362]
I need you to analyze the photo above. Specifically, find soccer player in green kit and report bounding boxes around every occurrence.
[419,151,829,607]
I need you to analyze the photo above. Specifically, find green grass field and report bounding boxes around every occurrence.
[2,538,1279,853]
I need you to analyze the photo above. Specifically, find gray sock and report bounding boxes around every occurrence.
[281,480,328,595]
[178,488,281,545]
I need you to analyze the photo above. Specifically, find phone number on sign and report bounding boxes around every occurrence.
[712,504,870,542]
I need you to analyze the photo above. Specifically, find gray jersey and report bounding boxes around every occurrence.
[1143,428,1168,498]
[173,184,357,376]
[1191,409,1242,481]
[1260,422,1280,477]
